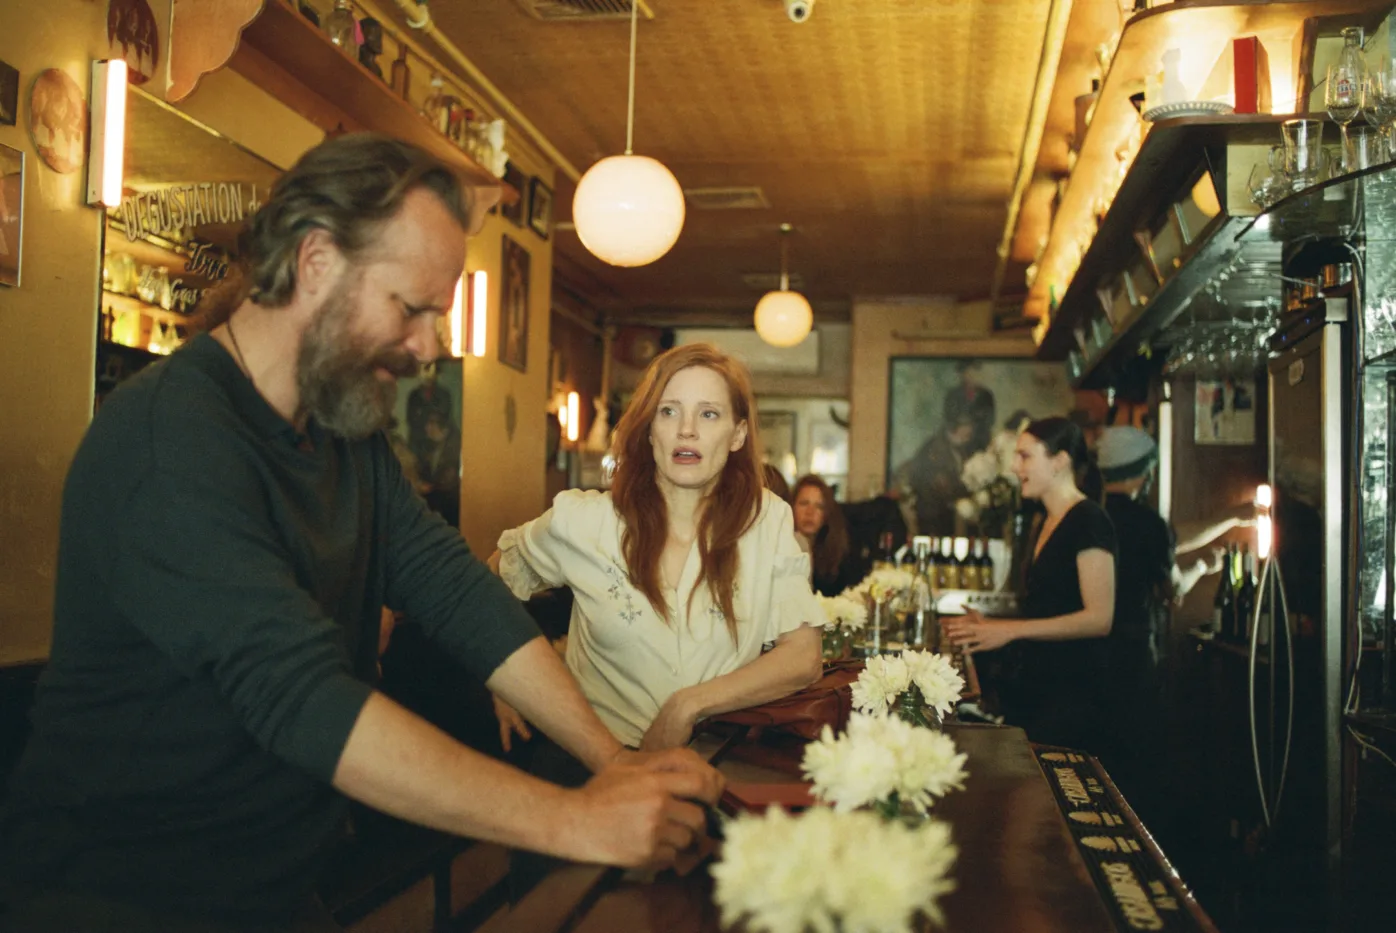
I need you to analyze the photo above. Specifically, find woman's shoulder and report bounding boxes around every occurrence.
[548,489,619,535]
[753,488,795,529]
[1065,498,1118,549]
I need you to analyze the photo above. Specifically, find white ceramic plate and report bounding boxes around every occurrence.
[1141,100,1236,121]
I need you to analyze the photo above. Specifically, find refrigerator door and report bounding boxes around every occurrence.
[1267,321,1345,865]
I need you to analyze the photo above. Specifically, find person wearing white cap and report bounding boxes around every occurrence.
[1096,425,1245,813]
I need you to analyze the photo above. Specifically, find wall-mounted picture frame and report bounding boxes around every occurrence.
[0,142,24,288]
[0,59,18,127]
[1195,378,1256,445]
[758,410,797,482]
[499,234,530,373]
[528,176,552,240]
[500,161,526,227]
[887,357,1076,536]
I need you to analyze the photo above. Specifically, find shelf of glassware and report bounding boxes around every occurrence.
[1024,0,1390,330]
[1235,156,1396,246]
[237,0,517,205]
[101,291,187,356]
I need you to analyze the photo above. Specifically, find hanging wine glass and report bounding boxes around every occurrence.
[1328,63,1363,170]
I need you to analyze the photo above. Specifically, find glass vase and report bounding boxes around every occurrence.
[895,683,942,730]
[862,595,892,657]
[821,626,850,662]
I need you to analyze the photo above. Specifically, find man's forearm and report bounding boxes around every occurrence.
[487,636,624,770]
[332,691,574,857]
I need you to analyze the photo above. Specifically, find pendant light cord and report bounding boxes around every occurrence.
[626,0,638,155]
[779,235,790,292]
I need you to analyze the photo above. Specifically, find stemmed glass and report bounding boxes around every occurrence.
[1328,62,1365,171]
[1368,66,1396,159]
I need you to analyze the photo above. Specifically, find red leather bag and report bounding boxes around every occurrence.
[708,660,864,741]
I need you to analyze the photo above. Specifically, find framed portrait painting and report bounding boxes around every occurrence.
[886,357,1076,537]
[499,234,530,373]
[0,59,18,127]
[0,142,24,287]
[528,176,552,240]
[1194,379,1256,445]
[499,161,526,227]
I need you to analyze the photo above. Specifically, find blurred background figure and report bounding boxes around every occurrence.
[792,475,862,596]
[762,462,792,503]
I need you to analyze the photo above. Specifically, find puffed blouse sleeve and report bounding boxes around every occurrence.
[763,496,828,640]
[496,489,599,600]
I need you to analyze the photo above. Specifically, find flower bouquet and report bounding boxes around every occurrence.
[851,651,965,729]
[818,592,868,661]
[711,805,958,933]
[954,429,1020,536]
[803,711,968,818]
[847,568,914,656]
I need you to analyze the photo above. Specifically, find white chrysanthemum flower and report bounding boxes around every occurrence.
[712,805,958,933]
[818,593,869,631]
[903,650,966,719]
[803,713,968,814]
[855,568,913,602]
[851,653,912,713]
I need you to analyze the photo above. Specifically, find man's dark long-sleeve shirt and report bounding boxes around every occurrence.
[2,334,539,922]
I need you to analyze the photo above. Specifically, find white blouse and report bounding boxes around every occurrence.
[497,489,826,746]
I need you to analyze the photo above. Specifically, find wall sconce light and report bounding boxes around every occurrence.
[87,59,128,209]
[447,276,465,357]
[566,391,580,443]
[1255,483,1273,560]
[469,270,488,358]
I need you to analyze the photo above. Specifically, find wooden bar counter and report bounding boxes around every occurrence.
[479,723,1217,933]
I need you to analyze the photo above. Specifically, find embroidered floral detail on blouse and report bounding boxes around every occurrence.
[603,561,642,625]
[775,554,809,579]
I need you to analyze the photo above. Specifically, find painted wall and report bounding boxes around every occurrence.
[848,298,1037,503]
[0,1,109,665]
[0,9,554,661]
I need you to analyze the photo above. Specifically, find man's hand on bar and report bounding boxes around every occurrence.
[563,752,723,869]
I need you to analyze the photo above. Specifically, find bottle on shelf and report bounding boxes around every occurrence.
[949,538,966,592]
[908,537,938,651]
[390,42,411,100]
[872,531,897,572]
[1212,546,1234,638]
[422,74,450,135]
[938,537,959,591]
[978,537,996,592]
[1235,545,1257,644]
[324,0,360,57]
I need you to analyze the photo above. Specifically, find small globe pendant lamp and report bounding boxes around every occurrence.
[571,0,685,267]
[754,224,813,348]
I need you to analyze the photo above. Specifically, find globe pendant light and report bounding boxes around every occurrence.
[754,224,813,348]
[572,0,685,267]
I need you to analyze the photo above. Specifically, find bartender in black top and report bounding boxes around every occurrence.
[945,417,1117,752]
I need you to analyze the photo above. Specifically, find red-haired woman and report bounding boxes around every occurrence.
[491,344,825,754]
[791,475,863,597]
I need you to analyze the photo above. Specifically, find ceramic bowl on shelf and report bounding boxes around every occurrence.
[1141,100,1235,122]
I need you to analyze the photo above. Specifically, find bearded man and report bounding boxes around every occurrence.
[0,135,719,933]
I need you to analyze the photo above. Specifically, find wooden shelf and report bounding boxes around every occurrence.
[1026,0,1390,334]
[235,0,516,205]
[1035,114,1294,365]
[102,290,191,328]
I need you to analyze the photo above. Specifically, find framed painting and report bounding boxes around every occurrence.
[500,161,526,227]
[528,176,552,240]
[390,358,463,527]
[886,357,1076,537]
[0,142,24,287]
[1194,378,1256,445]
[0,59,18,127]
[499,234,530,372]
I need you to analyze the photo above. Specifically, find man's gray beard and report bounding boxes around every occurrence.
[296,284,414,439]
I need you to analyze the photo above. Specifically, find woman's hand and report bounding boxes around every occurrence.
[486,549,503,575]
[640,691,698,751]
[942,609,1018,653]
[492,694,532,752]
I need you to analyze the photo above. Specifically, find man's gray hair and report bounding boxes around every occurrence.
[195,133,471,327]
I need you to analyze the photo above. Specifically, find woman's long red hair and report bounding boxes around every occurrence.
[610,344,763,642]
